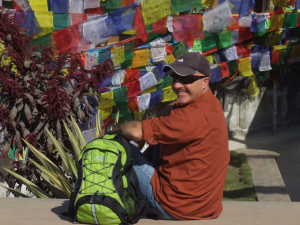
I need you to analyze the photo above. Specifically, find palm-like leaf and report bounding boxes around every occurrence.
[71,116,86,149]
[94,111,102,139]
[2,168,51,198]
[0,184,30,198]
[63,121,81,164]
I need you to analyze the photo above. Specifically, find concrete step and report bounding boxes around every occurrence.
[0,198,300,225]
[237,149,291,202]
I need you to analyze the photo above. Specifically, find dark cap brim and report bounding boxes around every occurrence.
[163,62,198,76]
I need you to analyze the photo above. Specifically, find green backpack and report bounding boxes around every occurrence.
[68,134,142,224]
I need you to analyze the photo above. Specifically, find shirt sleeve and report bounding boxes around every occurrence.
[142,107,208,145]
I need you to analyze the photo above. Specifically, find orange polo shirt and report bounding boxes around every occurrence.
[142,89,229,220]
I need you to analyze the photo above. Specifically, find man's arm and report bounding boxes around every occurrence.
[99,121,144,142]
[155,101,175,117]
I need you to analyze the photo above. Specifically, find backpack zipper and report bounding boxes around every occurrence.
[91,191,100,225]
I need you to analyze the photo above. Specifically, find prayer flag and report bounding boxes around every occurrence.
[142,86,157,94]
[141,0,173,26]
[128,98,139,112]
[250,52,260,73]
[69,0,84,13]
[173,15,205,43]
[152,17,168,33]
[172,42,188,58]
[84,51,98,70]
[151,46,167,62]
[123,0,136,7]
[152,61,169,82]
[210,65,222,83]
[131,49,150,68]
[259,52,272,71]
[98,107,112,121]
[140,72,157,91]
[220,62,230,77]
[29,0,48,11]
[171,0,204,14]
[99,90,116,108]
[229,0,255,19]
[290,44,300,59]
[238,57,253,76]
[125,69,141,82]
[84,0,100,9]
[113,86,128,104]
[203,1,236,33]
[112,103,131,120]
[49,0,68,13]
[162,86,177,102]
[125,80,142,98]
[112,70,126,86]
[218,31,232,49]
[227,59,238,76]
[112,45,125,66]
[54,24,81,52]
[70,13,87,25]
[149,90,163,107]
[134,111,145,120]
[269,14,284,31]
[106,0,122,9]
[247,76,260,98]
[157,75,172,90]
[239,14,252,27]
[271,50,280,65]
[133,6,149,42]
[283,13,298,29]
[137,93,151,112]
[239,27,252,42]
[53,13,71,31]
[164,53,176,64]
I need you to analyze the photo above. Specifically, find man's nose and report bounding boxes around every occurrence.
[172,78,184,89]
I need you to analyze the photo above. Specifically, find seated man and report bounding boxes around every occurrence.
[100,52,230,220]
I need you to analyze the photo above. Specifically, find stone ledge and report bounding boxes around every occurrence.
[236,149,291,202]
[1,198,300,225]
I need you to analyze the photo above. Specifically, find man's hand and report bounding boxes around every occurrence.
[98,129,106,138]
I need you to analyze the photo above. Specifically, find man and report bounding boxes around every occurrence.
[99,52,230,220]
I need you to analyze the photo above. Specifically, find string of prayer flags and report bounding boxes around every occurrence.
[247,75,260,98]
[171,0,204,14]
[162,86,177,102]
[141,0,173,26]
[131,49,150,68]
[229,0,255,19]
[49,0,69,13]
[238,57,253,76]
[259,51,272,71]
[173,15,205,43]
[140,72,157,91]
[203,1,235,33]
[282,13,298,29]
[210,65,222,83]
[54,24,81,52]
[137,93,151,111]
[133,6,149,42]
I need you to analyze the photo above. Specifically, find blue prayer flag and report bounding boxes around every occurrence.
[49,0,69,13]
[210,66,222,83]
[229,0,255,19]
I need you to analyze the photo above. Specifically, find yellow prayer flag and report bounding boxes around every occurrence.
[290,44,300,59]
[99,91,116,109]
[267,30,282,47]
[164,53,176,64]
[123,30,136,35]
[162,86,177,102]
[269,14,284,31]
[35,11,53,28]
[238,57,253,77]
[204,0,215,7]
[112,46,125,66]
[19,147,27,161]
[98,107,112,121]
[142,86,157,94]
[205,55,214,65]
[134,110,145,121]
[29,0,48,11]
[131,49,150,68]
[141,0,173,26]
[0,42,11,66]
[273,45,287,50]
[247,76,260,98]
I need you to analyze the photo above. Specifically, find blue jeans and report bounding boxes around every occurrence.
[130,142,176,220]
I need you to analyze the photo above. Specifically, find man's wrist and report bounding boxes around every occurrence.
[106,124,120,135]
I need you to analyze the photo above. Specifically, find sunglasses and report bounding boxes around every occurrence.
[170,73,207,84]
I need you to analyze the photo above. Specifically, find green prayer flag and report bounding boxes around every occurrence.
[257,19,271,36]
[171,0,204,14]
[118,114,132,123]
[3,1,13,8]
[30,33,52,53]
[146,33,163,42]
[8,145,17,160]
[255,71,270,83]
[283,13,298,29]
[218,31,232,50]
[106,0,122,9]
[112,103,131,119]
[121,59,132,69]
[173,43,188,58]
[146,24,152,33]
[193,40,202,51]
[124,41,136,61]
[227,60,238,76]
[280,45,292,64]
[157,75,172,90]
[113,86,128,104]
[53,13,71,31]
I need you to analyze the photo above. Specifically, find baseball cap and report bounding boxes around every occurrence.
[163,52,211,78]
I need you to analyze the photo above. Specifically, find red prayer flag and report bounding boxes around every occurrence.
[236,43,250,58]
[122,80,141,98]
[227,15,239,31]
[12,1,23,10]
[54,24,81,52]
[220,62,230,77]
[173,15,205,43]
[271,50,280,65]
[70,13,88,25]
[125,69,141,82]
[122,0,135,7]
[165,45,174,54]
[133,6,149,42]
[152,17,168,33]
[239,27,253,42]
[128,97,139,112]
[87,7,104,15]
[296,12,300,27]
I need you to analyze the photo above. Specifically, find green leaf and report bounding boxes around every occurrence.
[116,110,120,123]
[29,159,71,198]
[0,184,30,198]
[94,111,102,139]
[63,120,80,164]
[71,116,86,149]
[23,139,65,178]
[46,128,78,180]
[2,168,51,198]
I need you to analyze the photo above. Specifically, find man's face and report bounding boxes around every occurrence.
[171,72,210,104]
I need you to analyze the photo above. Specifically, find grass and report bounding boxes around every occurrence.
[223,151,257,201]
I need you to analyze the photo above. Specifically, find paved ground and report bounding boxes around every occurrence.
[229,125,300,202]
[1,198,300,225]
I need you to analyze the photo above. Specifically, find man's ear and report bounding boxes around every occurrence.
[202,77,210,89]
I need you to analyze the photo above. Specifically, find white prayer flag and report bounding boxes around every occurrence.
[137,93,151,112]
[84,52,98,70]
[259,52,272,71]
[151,47,167,62]
[140,72,157,91]
[84,0,100,9]
[69,0,84,13]
[239,15,252,27]
[111,70,126,86]
[83,14,108,46]
[226,46,238,61]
